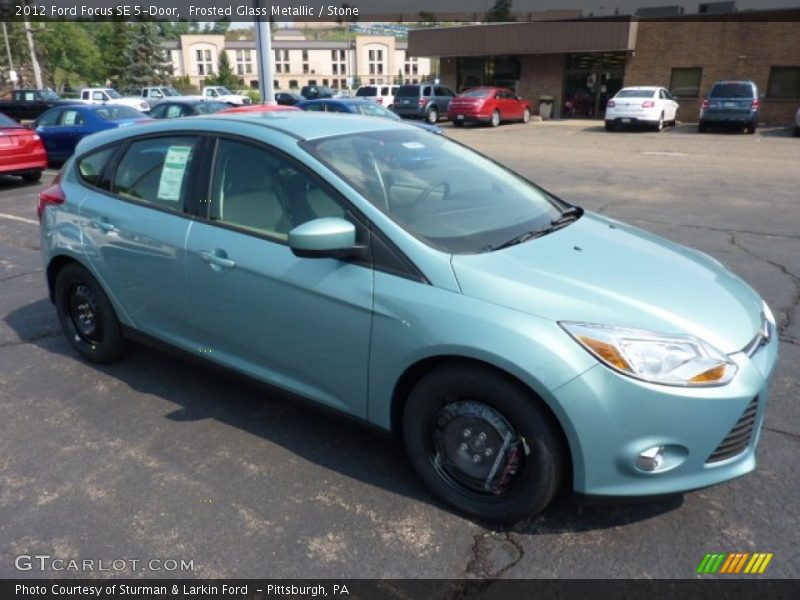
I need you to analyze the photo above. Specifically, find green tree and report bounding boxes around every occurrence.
[123,20,173,89]
[418,11,438,25]
[95,20,132,89]
[485,0,516,22]
[205,51,239,89]
[38,22,103,90]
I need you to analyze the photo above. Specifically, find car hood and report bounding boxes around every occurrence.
[451,212,763,353]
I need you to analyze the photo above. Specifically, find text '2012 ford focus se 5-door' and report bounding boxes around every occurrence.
[39,112,778,523]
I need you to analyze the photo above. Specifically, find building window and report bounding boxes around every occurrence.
[289,80,299,89]
[303,64,309,74]
[368,48,384,78]
[669,67,702,97]
[340,78,347,88]
[308,79,317,86]
[404,56,419,76]
[302,50,309,61]
[274,49,289,75]
[766,66,800,99]
[235,49,253,76]
[322,78,329,86]
[195,49,214,76]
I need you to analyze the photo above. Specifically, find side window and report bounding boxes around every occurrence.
[149,104,166,119]
[166,105,184,119]
[438,87,455,97]
[77,146,117,190]
[92,91,106,101]
[24,91,36,101]
[36,109,61,127]
[422,86,432,97]
[304,103,324,112]
[60,109,85,126]
[210,139,346,240]
[112,136,199,211]
[81,91,90,101]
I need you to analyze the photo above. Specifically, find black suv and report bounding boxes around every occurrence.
[393,82,456,124]
[301,85,335,100]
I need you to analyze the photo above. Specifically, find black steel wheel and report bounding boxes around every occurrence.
[54,263,128,363]
[403,364,565,524]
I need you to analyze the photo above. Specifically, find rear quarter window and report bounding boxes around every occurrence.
[77,146,117,190]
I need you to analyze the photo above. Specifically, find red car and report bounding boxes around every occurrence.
[447,87,532,127]
[218,104,300,115]
[0,112,47,183]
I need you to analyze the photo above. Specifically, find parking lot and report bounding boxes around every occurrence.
[1,119,798,580]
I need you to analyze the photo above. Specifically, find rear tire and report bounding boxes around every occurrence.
[654,112,664,132]
[54,263,128,364]
[604,121,615,131]
[426,107,438,124]
[795,127,800,137]
[490,110,501,128]
[402,364,565,524]
[521,108,531,123]
[746,121,757,134]
[698,121,708,133]
[452,120,464,128]
[22,171,42,183]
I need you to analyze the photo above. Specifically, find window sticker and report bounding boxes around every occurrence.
[157,145,192,202]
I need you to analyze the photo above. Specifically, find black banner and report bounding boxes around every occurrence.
[2,579,798,600]
[2,0,800,22]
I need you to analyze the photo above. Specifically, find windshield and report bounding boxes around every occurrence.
[216,87,232,95]
[710,83,754,98]
[395,85,420,98]
[461,89,492,98]
[94,105,142,120]
[193,101,229,114]
[304,130,563,254]
[40,89,62,101]
[0,113,19,127]
[616,89,656,98]
[356,103,399,119]
[164,87,181,97]
[103,89,122,99]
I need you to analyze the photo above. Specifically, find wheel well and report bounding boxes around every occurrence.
[390,356,573,484]
[46,255,79,302]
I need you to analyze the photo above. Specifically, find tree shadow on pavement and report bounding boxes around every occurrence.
[7,297,683,532]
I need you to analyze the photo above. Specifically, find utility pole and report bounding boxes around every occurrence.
[1,22,15,89]
[253,0,274,103]
[23,15,43,89]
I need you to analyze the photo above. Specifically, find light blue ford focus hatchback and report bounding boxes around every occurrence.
[39,112,778,523]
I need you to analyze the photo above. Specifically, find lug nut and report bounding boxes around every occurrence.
[484,448,493,457]
[462,429,472,439]
[477,432,487,441]
[459,443,468,451]
[472,454,481,463]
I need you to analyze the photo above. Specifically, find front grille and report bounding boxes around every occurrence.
[706,396,759,463]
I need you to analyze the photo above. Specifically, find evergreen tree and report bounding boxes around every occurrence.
[205,51,240,89]
[485,0,516,22]
[123,20,173,89]
[95,20,132,89]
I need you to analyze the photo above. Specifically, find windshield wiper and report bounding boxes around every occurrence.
[484,206,583,252]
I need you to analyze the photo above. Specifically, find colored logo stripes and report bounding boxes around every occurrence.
[697,552,773,574]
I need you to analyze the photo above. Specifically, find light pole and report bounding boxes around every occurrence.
[1,22,15,89]
[253,0,274,103]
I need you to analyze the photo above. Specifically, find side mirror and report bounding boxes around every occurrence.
[288,217,365,260]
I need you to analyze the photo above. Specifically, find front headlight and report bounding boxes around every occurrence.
[560,322,737,386]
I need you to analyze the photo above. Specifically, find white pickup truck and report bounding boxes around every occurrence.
[80,88,151,113]
[202,86,251,106]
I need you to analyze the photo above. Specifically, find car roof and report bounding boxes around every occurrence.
[75,111,412,154]
[619,86,660,91]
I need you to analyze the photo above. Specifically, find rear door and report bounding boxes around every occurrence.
[184,136,374,417]
[78,134,205,348]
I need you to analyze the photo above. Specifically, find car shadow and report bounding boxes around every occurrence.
[6,298,684,532]
[0,174,45,190]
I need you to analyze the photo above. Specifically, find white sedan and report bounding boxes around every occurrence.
[605,86,679,132]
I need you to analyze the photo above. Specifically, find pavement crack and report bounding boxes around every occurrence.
[446,531,525,599]
[764,427,800,441]
[729,234,800,336]
[0,269,43,283]
[627,218,800,242]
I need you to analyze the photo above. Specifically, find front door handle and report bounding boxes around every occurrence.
[200,249,236,271]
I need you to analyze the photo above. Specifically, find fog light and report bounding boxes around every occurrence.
[636,446,665,472]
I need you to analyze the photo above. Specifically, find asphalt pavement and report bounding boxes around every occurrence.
[0,120,798,581]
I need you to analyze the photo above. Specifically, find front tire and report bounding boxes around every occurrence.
[452,119,464,128]
[654,112,664,132]
[604,121,615,131]
[490,110,501,128]
[54,263,128,363]
[521,108,531,123]
[402,364,565,524]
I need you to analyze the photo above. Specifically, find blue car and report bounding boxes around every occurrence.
[38,112,777,523]
[34,104,150,162]
[296,98,444,134]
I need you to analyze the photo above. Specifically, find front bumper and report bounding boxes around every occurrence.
[552,330,778,497]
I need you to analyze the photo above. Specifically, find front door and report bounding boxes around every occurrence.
[185,137,374,417]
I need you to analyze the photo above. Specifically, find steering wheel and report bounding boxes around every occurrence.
[418,181,451,204]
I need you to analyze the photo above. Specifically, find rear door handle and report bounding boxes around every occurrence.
[92,217,116,232]
[200,249,236,270]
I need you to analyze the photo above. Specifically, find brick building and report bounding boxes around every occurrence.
[409,9,800,124]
